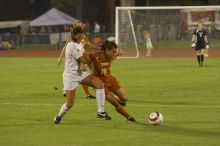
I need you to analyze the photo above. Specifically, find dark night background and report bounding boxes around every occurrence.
[0,0,219,32]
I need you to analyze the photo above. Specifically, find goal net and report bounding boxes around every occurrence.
[115,6,220,58]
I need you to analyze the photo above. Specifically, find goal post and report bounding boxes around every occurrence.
[115,6,220,58]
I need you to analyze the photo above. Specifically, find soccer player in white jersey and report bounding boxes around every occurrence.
[54,27,111,124]
[58,21,97,99]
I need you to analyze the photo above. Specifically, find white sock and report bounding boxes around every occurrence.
[58,103,70,117]
[96,89,105,113]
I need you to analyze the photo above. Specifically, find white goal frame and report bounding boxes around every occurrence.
[115,5,220,58]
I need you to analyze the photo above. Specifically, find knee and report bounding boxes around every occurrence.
[124,97,128,101]
[122,95,128,101]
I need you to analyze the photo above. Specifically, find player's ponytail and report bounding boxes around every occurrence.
[101,40,118,52]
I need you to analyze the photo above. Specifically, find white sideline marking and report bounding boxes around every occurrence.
[0,102,220,108]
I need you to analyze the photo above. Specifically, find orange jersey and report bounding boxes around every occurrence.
[89,51,120,94]
[89,52,113,78]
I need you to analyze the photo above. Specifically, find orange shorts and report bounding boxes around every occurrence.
[99,75,121,95]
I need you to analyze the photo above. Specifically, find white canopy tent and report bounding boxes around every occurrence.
[30,8,78,27]
[30,8,78,45]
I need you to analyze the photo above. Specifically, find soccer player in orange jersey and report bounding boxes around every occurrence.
[89,40,136,122]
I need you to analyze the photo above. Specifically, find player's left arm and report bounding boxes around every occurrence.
[111,51,124,61]
[204,31,209,49]
[204,35,209,44]
[57,37,72,65]
[57,43,67,65]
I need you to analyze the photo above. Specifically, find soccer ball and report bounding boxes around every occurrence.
[148,112,164,125]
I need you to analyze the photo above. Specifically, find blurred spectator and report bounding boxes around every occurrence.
[94,22,100,33]
[101,25,106,33]
[84,21,91,33]
[0,41,11,49]
[47,26,54,33]
[39,26,46,33]
[180,19,188,40]
[161,20,170,41]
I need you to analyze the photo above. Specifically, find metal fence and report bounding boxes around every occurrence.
[0,32,115,50]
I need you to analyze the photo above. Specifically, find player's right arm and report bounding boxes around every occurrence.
[78,55,89,64]
[191,30,196,48]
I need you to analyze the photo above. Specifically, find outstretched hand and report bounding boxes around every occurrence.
[206,44,209,49]
[116,51,124,56]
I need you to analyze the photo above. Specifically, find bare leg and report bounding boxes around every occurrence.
[112,87,128,102]
[106,93,131,119]
[54,89,76,124]
[81,75,106,113]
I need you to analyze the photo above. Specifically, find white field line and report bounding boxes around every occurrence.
[0,102,220,108]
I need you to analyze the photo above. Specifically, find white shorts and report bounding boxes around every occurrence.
[63,71,91,90]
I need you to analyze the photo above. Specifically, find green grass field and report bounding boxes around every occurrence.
[0,57,220,146]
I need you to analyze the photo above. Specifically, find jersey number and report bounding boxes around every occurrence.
[199,32,203,37]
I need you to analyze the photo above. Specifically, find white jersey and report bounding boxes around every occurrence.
[64,41,83,74]
[63,41,90,90]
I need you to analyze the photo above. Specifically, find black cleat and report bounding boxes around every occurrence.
[86,95,96,99]
[54,116,62,124]
[63,93,66,97]
[97,112,112,120]
[127,117,136,123]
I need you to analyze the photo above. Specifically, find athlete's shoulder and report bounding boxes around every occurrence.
[67,42,82,53]
[193,29,198,34]
[202,28,207,33]
[66,41,75,48]
[89,51,102,61]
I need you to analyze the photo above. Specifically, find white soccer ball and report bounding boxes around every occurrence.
[148,112,164,125]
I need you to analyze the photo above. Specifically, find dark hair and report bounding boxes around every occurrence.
[101,40,118,51]
[70,26,83,40]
